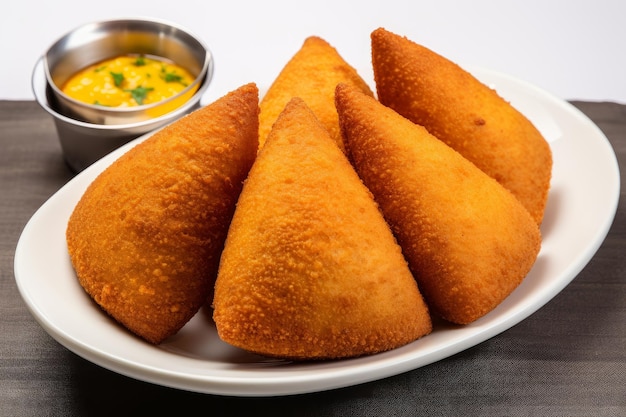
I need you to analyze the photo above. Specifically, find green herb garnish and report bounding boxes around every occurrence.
[125,86,154,105]
[134,55,146,66]
[94,65,107,73]
[110,72,125,87]
[164,72,189,86]
[165,72,186,84]
[160,66,188,86]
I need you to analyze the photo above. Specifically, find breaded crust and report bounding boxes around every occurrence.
[66,84,259,344]
[213,97,432,360]
[371,28,552,224]
[259,36,373,152]
[336,83,541,324]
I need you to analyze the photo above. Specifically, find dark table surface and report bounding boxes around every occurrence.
[1,100,624,416]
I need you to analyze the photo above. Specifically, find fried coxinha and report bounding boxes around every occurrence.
[213,98,432,360]
[258,36,373,153]
[335,83,541,325]
[371,28,552,225]
[66,84,259,344]
[66,30,547,354]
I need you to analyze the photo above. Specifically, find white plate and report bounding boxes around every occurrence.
[15,68,620,396]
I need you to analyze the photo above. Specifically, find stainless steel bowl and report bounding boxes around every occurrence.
[43,18,212,125]
[33,18,214,172]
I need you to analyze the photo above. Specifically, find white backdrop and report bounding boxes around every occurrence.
[3,0,625,103]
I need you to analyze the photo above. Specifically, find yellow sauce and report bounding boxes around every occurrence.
[61,55,198,115]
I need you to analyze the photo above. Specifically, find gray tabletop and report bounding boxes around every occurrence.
[1,100,624,416]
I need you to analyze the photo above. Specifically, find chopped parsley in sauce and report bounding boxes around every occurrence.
[61,54,197,107]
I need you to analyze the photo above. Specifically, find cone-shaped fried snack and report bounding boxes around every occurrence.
[258,36,374,153]
[213,98,432,360]
[335,83,541,324]
[66,84,260,344]
[371,28,552,224]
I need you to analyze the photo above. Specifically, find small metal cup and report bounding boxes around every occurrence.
[44,18,212,125]
[32,18,214,172]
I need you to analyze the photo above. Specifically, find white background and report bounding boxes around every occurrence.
[2,0,625,103]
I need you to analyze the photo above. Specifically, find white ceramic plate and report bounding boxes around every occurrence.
[15,68,620,396]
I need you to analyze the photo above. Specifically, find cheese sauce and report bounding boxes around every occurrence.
[61,55,198,108]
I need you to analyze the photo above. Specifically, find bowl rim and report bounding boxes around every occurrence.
[42,17,212,116]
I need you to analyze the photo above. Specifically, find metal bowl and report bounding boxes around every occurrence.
[33,18,213,172]
[43,18,212,125]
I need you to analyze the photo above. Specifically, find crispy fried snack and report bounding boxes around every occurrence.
[335,83,541,324]
[258,36,373,153]
[213,98,432,360]
[371,28,552,224]
[66,84,259,344]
